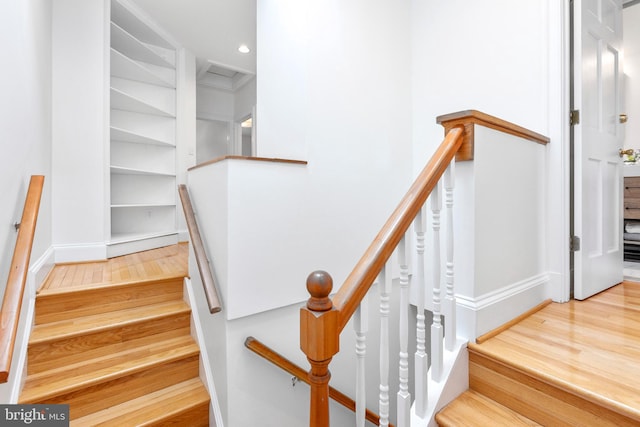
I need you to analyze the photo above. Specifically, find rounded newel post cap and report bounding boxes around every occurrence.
[306,270,333,312]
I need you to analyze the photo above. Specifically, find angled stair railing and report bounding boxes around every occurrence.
[178,184,222,314]
[300,111,550,426]
[0,175,44,382]
[245,336,394,427]
[300,125,465,427]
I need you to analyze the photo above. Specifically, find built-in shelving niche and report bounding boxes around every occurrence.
[109,0,178,257]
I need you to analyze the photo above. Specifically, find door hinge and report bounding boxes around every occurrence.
[570,110,580,126]
[570,235,581,252]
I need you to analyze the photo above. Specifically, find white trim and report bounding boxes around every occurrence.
[6,247,54,402]
[54,242,107,263]
[412,338,469,427]
[29,246,55,294]
[184,278,225,427]
[456,273,550,340]
[547,0,572,302]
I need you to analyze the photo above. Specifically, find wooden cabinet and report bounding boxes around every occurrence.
[108,0,178,257]
[624,177,640,219]
[624,177,640,261]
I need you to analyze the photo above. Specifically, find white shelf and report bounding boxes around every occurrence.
[110,165,175,176]
[111,77,176,116]
[110,126,173,146]
[111,0,174,50]
[111,87,175,117]
[110,110,176,145]
[109,0,178,257]
[109,230,178,245]
[111,48,175,88]
[111,22,175,68]
[111,203,175,209]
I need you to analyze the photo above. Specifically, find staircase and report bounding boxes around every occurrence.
[18,259,210,425]
[436,281,640,427]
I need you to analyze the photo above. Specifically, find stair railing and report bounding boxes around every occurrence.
[0,175,44,382]
[300,124,465,426]
[245,336,394,427]
[300,110,550,426]
[178,184,222,314]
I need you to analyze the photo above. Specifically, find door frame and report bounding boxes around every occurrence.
[546,0,572,303]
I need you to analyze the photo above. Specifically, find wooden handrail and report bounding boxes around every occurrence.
[332,126,464,331]
[245,336,393,427]
[178,184,222,314]
[437,110,550,161]
[0,175,44,383]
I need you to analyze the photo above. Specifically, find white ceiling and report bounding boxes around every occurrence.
[130,0,256,75]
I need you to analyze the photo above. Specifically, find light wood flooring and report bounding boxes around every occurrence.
[39,243,188,293]
[464,280,640,425]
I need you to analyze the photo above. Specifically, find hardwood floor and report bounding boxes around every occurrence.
[457,281,640,425]
[39,243,188,292]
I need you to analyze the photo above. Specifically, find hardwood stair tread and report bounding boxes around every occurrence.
[36,273,185,297]
[23,335,195,387]
[29,300,191,345]
[27,327,191,375]
[20,338,200,403]
[468,340,640,422]
[35,276,184,324]
[70,378,209,427]
[436,390,542,426]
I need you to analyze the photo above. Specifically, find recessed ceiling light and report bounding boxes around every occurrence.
[238,44,250,54]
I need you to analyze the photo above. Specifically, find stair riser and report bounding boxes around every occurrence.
[28,312,191,367]
[470,351,638,427]
[25,355,200,419]
[35,278,184,324]
[143,402,209,427]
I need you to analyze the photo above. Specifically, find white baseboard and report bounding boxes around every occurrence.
[5,246,55,402]
[29,246,55,296]
[54,242,107,263]
[184,278,225,427]
[456,273,550,341]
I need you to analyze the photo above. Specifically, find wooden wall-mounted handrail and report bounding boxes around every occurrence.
[0,175,44,383]
[331,127,464,332]
[178,184,222,314]
[245,336,393,427]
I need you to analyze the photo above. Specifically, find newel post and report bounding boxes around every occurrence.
[300,271,339,427]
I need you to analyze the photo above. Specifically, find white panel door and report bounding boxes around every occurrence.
[574,0,624,299]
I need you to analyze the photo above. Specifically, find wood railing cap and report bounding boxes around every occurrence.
[436,110,550,161]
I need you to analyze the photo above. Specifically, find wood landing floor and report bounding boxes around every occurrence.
[472,280,640,420]
[38,243,188,293]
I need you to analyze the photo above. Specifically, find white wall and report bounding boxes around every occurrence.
[0,0,53,402]
[234,78,256,122]
[455,127,549,339]
[197,85,234,121]
[249,0,412,310]
[411,0,568,304]
[52,0,109,261]
[624,4,640,149]
[196,120,230,163]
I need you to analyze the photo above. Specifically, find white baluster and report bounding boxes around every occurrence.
[378,265,391,427]
[397,236,410,427]
[414,205,428,416]
[431,181,444,381]
[354,295,368,427]
[444,162,457,351]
